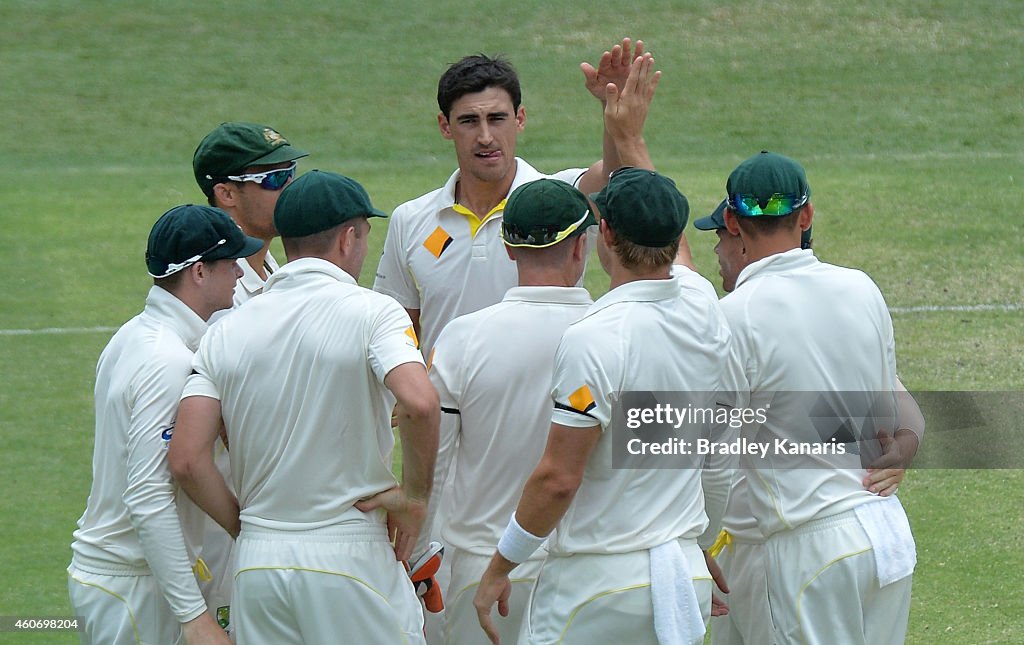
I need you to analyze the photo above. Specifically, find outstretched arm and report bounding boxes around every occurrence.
[577,38,658,195]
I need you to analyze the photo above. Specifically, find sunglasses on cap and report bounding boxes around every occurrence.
[502,210,592,248]
[727,192,808,217]
[207,161,297,191]
[147,238,227,279]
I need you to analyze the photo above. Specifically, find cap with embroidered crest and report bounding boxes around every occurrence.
[193,122,309,198]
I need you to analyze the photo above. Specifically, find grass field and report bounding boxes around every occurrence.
[1,1,1021,643]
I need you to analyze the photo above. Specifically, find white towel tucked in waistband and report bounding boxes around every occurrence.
[650,539,705,645]
[854,495,917,587]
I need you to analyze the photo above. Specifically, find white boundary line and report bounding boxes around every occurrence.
[1,303,1021,336]
[889,304,1023,314]
[0,326,118,336]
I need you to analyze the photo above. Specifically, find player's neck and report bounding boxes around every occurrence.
[454,174,515,219]
[607,263,671,290]
[742,237,800,264]
[517,267,579,289]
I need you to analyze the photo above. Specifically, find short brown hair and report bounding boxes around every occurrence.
[610,235,678,271]
[731,208,801,239]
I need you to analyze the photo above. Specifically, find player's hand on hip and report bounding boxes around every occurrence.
[180,612,231,645]
[474,567,512,644]
[864,429,908,495]
[355,486,427,561]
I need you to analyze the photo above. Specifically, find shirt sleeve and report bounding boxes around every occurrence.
[551,167,588,188]
[183,337,221,401]
[123,351,207,623]
[373,206,421,310]
[549,327,609,429]
[368,296,426,383]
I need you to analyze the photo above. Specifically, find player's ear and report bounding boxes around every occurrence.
[516,105,526,132]
[798,202,814,230]
[438,112,453,140]
[504,243,517,262]
[723,208,742,236]
[212,182,237,208]
[572,233,588,261]
[599,219,616,246]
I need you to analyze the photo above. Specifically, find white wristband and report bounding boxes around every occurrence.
[497,513,545,564]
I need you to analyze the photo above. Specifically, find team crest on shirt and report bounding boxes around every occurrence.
[423,226,453,259]
[160,424,174,442]
[567,385,597,415]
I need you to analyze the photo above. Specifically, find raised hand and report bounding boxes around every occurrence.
[581,37,647,102]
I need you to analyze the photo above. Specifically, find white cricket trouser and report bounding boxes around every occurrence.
[523,539,712,645]
[763,508,913,645]
[232,523,425,645]
[67,564,183,645]
[710,537,773,645]
[443,548,543,645]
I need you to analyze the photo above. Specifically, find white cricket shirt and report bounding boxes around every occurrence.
[426,286,593,555]
[71,286,207,622]
[719,249,899,537]
[183,258,423,531]
[373,158,585,357]
[548,276,745,555]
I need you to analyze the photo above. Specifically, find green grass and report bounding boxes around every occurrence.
[1,1,1021,642]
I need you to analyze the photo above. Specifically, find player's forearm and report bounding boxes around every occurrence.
[174,460,240,539]
[513,462,581,539]
[130,500,208,622]
[395,397,440,504]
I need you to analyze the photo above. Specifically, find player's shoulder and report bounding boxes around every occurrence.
[391,174,457,223]
[434,300,507,348]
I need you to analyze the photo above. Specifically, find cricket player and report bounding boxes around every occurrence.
[183,121,307,631]
[193,121,308,309]
[169,170,439,644]
[718,151,919,644]
[68,204,262,645]
[475,165,746,645]
[373,37,654,359]
[374,41,663,642]
[693,200,923,644]
[423,179,596,644]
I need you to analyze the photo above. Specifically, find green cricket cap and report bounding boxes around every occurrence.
[193,122,309,198]
[693,199,728,231]
[274,170,387,238]
[146,204,263,278]
[590,168,689,247]
[501,179,595,248]
[726,151,811,217]
[694,197,813,248]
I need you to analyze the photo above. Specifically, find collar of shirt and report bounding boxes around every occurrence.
[587,276,681,316]
[439,157,542,232]
[734,248,816,290]
[145,285,208,352]
[502,285,593,306]
[263,257,358,293]
[236,251,278,297]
